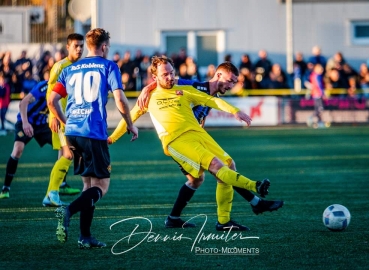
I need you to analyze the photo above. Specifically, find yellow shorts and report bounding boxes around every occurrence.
[167,130,233,178]
[48,97,67,150]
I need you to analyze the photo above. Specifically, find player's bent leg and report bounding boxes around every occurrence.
[209,158,257,192]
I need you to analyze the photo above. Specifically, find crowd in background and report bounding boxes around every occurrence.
[1,45,369,134]
[1,45,369,98]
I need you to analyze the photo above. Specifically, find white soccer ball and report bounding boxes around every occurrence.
[322,204,351,231]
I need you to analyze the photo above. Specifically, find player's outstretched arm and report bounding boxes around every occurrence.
[109,104,145,144]
[234,110,252,126]
[113,89,144,142]
[197,93,252,126]
[137,81,157,110]
[19,93,35,137]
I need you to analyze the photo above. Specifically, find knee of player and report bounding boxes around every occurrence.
[187,174,204,189]
[229,160,236,171]
[62,148,74,160]
[208,157,225,174]
[11,144,25,159]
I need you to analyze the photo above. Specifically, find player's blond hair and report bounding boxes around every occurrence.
[85,28,110,49]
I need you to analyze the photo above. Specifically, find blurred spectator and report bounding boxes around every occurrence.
[54,49,66,62]
[358,63,369,98]
[185,56,201,81]
[173,48,187,72]
[133,49,144,70]
[224,54,232,63]
[41,56,55,81]
[112,51,121,64]
[178,63,191,80]
[0,72,11,135]
[119,50,134,75]
[308,46,327,72]
[119,50,136,89]
[326,52,345,73]
[325,68,348,90]
[307,63,326,127]
[121,72,135,90]
[21,70,38,98]
[139,55,151,85]
[205,64,216,81]
[268,64,288,89]
[239,54,253,71]
[14,50,33,94]
[293,51,307,80]
[0,51,17,93]
[240,67,254,89]
[36,51,52,81]
[254,49,273,89]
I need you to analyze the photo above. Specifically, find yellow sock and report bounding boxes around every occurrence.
[216,182,233,224]
[46,156,72,195]
[216,166,257,192]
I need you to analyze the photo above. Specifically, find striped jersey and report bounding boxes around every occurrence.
[17,80,49,125]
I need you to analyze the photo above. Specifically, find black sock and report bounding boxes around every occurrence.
[233,186,255,202]
[4,156,19,188]
[68,186,102,216]
[170,184,196,217]
[80,206,95,238]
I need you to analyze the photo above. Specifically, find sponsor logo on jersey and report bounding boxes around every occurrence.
[71,63,105,70]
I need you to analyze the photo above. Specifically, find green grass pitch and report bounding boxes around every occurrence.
[0,126,368,269]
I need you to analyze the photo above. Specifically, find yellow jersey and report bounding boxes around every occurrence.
[46,57,73,113]
[110,84,240,155]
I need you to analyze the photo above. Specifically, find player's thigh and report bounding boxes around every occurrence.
[14,122,32,143]
[68,136,111,179]
[33,124,52,147]
[201,131,233,167]
[167,132,215,178]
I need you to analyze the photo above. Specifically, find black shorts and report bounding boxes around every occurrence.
[14,121,52,147]
[67,136,111,179]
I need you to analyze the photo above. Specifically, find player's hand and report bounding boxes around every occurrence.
[234,111,252,126]
[127,125,139,142]
[137,87,151,110]
[22,122,34,137]
[137,81,156,110]
[50,117,60,133]
[107,137,113,145]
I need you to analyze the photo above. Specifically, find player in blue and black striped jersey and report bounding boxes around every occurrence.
[0,80,51,199]
[136,62,282,231]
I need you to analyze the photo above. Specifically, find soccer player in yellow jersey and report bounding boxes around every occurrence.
[109,56,284,230]
[43,33,84,207]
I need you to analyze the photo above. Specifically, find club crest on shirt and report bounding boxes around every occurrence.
[176,90,183,96]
